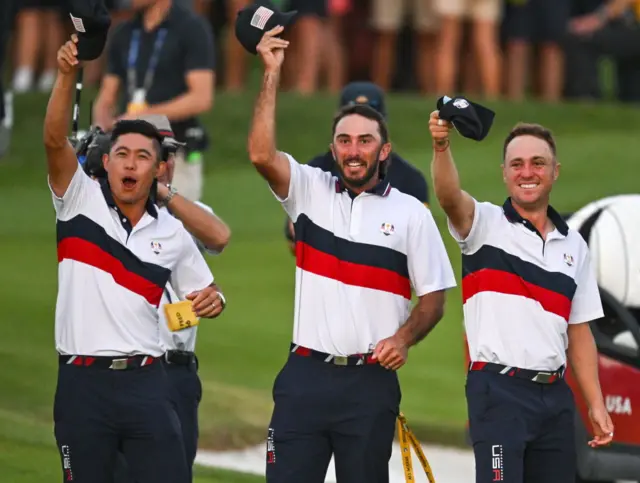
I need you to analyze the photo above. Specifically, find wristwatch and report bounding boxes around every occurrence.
[161,184,178,206]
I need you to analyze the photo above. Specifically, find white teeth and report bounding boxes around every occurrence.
[520,184,537,189]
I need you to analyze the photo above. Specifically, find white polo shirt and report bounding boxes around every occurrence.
[158,201,218,353]
[51,165,214,358]
[449,197,604,371]
[273,153,456,356]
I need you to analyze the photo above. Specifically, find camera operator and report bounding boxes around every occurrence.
[93,0,216,202]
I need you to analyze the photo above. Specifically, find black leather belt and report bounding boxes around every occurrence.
[164,350,196,366]
[59,354,157,370]
[469,361,565,384]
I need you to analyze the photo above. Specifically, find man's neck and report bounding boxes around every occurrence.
[116,199,148,227]
[143,0,172,31]
[344,175,381,195]
[512,200,553,238]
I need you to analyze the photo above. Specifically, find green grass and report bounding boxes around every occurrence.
[0,86,639,481]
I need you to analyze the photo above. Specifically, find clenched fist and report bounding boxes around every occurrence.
[429,110,452,143]
[57,34,81,75]
[256,25,290,73]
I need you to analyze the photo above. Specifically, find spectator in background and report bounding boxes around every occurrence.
[322,0,349,93]
[283,0,326,94]
[222,0,251,92]
[12,0,65,93]
[433,0,502,99]
[502,0,571,102]
[565,0,640,103]
[0,0,15,157]
[370,0,439,94]
[93,0,216,202]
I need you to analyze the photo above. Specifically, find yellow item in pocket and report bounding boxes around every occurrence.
[397,412,436,483]
[164,301,200,332]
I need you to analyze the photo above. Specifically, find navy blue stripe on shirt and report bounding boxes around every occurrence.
[293,213,411,299]
[56,215,171,306]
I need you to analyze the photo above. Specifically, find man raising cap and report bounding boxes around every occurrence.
[247,26,456,483]
[45,34,223,483]
[283,81,431,253]
[429,111,614,483]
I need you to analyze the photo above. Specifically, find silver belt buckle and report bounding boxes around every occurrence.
[333,356,348,366]
[532,372,553,384]
[110,358,128,370]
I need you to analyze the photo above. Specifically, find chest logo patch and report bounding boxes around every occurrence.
[563,253,574,267]
[150,241,162,255]
[380,223,395,236]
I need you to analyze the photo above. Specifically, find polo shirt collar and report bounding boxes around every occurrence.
[100,178,158,219]
[335,177,392,197]
[502,197,568,237]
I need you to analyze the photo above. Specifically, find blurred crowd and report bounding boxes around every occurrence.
[2,0,640,103]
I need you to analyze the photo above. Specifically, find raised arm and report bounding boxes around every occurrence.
[158,184,231,253]
[247,26,292,200]
[428,110,477,240]
[44,35,82,198]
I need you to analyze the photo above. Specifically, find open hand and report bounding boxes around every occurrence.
[57,34,80,75]
[372,335,408,371]
[186,285,226,319]
[256,25,289,73]
[588,405,614,448]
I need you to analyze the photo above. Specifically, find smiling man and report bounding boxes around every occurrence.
[245,24,456,483]
[46,35,221,483]
[429,115,614,483]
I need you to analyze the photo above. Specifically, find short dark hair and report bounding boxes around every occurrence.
[110,120,165,162]
[331,103,389,144]
[503,123,557,160]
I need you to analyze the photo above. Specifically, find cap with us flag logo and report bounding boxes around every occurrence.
[65,0,111,61]
[235,0,297,55]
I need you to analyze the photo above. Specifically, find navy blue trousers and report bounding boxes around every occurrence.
[266,353,401,483]
[54,360,189,483]
[466,370,576,483]
[113,358,202,483]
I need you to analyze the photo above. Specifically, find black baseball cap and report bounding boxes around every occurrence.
[339,82,387,119]
[66,0,111,61]
[436,95,495,141]
[235,0,297,55]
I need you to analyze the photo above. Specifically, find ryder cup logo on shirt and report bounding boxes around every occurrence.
[380,223,395,236]
[150,241,162,255]
[250,6,274,30]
